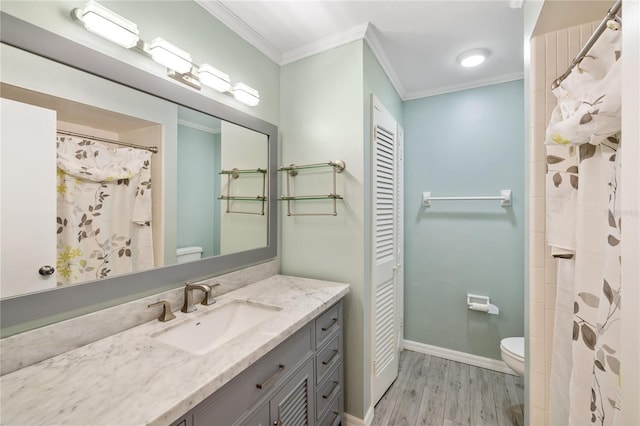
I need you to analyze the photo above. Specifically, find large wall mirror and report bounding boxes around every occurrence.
[0,12,278,335]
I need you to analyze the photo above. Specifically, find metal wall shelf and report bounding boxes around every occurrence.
[219,168,267,215]
[278,161,346,216]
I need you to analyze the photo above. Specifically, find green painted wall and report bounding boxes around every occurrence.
[280,40,368,418]
[279,40,405,420]
[403,80,525,360]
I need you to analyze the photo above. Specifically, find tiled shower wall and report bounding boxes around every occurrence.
[528,21,598,425]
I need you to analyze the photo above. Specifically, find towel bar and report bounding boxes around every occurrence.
[422,189,512,208]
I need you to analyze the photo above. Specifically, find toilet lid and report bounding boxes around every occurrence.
[501,337,524,360]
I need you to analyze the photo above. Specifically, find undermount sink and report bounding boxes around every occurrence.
[152,300,282,355]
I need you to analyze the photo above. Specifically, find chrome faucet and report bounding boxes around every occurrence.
[181,282,219,313]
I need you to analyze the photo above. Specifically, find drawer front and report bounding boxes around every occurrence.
[315,302,341,348]
[315,332,341,384]
[193,325,313,426]
[317,394,341,426]
[316,365,341,420]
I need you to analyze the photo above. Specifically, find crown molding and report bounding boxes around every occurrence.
[196,2,523,101]
[403,71,525,100]
[363,23,407,99]
[177,119,221,134]
[195,0,282,64]
[280,23,369,65]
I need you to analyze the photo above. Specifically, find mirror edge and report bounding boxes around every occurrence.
[0,12,278,333]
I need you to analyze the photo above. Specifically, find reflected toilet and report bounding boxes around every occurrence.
[176,246,203,264]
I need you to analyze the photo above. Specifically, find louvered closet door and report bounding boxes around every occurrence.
[371,96,400,405]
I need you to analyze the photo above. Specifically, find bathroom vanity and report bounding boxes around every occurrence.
[171,300,343,426]
[0,275,348,425]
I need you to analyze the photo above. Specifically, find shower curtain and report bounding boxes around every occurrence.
[546,22,622,426]
[55,134,154,285]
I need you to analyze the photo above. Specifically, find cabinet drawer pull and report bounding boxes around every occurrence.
[330,412,341,426]
[322,381,339,400]
[256,364,285,389]
[321,318,338,331]
[322,350,339,366]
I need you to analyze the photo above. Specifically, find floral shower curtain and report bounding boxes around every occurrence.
[546,23,622,426]
[56,134,154,285]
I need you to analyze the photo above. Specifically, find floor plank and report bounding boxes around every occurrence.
[469,366,498,425]
[490,371,524,426]
[387,350,431,425]
[444,361,471,425]
[416,356,449,425]
[373,350,525,426]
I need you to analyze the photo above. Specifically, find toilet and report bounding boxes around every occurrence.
[176,246,204,264]
[500,337,525,376]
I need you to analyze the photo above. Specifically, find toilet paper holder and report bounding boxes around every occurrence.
[467,294,499,315]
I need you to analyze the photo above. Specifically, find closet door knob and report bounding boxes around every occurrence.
[38,265,55,276]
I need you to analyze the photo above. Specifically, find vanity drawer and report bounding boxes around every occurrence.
[316,365,341,420]
[316,332,341,384]
[315,303,341,348]
[192,325,313,426]
[317,393,341,426]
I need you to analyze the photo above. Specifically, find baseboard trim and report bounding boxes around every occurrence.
[402,339,517,375]
[344,405,374,426]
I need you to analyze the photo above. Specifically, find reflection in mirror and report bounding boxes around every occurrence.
[176,107,268,260]
[0,12,277,335]
[1,42,269,300]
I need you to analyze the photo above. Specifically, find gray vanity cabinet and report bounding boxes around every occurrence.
[170,300,343,426]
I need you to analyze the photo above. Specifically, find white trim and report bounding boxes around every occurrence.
[402,339,518,375]
[194,5,523,99]
[344,405,374,426]
[403,71,525,100]
[363,24,407,99]
[194,0,282,64]
[280,23,369,65]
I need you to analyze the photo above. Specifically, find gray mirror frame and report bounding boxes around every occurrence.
[0,12,278,333]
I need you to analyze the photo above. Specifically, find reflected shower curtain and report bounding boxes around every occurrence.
[56,134,154,285]
[545,22,622,426]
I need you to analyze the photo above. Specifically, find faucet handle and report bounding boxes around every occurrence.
[148,300,176,322]
[201,283,220,306]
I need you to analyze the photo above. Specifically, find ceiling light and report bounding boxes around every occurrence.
[233,83,260,107]
[457,49,489,68]
[72,0,139,49]
[198,64,231,93]
[149,37,192,74]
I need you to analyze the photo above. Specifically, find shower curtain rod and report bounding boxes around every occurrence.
[551,0,622,89]
[57,130,159,154]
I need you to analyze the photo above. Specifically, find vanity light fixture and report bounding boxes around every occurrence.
[457,48,489,68]
[149,37,193,74]
[198,64,232,93]
[70,1,260,106]
[233,83,260,107]
[71,0,140,49]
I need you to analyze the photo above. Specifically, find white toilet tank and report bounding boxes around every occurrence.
[176,246,204,264]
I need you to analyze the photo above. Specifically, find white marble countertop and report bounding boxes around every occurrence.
[0,275,349,426]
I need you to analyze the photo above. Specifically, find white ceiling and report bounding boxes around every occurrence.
[197,0,525,100]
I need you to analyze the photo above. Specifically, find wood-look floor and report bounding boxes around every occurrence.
[372,350,524,426]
